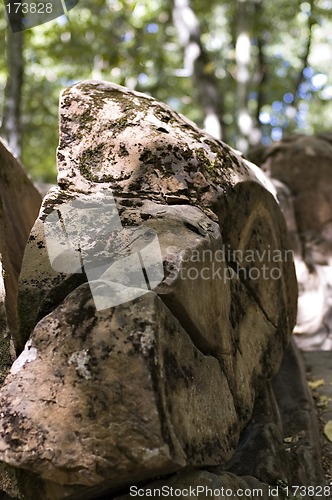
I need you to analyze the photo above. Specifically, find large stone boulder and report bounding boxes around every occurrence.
[115,341,327,500]
[250,134,332,348]
[0,139,41,380]
[0,139,42,497]
[0,82,297,499]
[256,134,332,261]
[0,287,237,498]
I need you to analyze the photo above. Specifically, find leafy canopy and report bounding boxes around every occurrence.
[1,0,332,181]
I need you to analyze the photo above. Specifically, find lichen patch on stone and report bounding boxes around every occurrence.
[10,340,38,375]
[68,349,92,380]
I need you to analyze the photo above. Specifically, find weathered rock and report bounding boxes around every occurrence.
[7,199,293,498]
[1,81,297,498]
[250,135,332,347]
[250,133,332,256]
[113,344,328,500]
[226,340,326,493]
[270,179,302,257]
[272,342,326,488]
[0,140,41,497]
[0,287,237,499]
[271,178,329,339]
[0,139,42,350]
[18,80,297,349]
[56,81,259,199]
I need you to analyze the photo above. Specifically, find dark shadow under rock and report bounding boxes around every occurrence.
[222,339,327,498]
[302,350,332,485]
[110,341,329,500]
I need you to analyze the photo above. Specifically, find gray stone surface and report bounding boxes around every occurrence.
[18,80,297,354]
[114,342,329,500]
[0,139,41,498]
[0,287,237,499]
[225,341,326,492]
[0,139,41,347]
[250,134,332,253]
[0,82,298,498]
[250,135,332,349]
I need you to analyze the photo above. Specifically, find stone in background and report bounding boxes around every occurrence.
[249,134,332,349]
[248,135,332,487]
[0,139,42,354]
[0,140,42,498]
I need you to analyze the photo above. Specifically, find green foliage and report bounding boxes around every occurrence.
[1,0,332,181]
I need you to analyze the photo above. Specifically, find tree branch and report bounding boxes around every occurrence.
[293,0,315,106]
[235,0,254,153]
[172,0,226,141]
[1,12,24,159]
[253,0,266,128]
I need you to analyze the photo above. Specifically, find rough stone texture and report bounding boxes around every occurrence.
[272,342,327,488]
[5,198,294,498]
[226,341,326,490]
[114,342,329,500]
[0,287,238,499]
[56,81,261,199]
[18,80,297,350]
[0,139,42,351]
[0,140,41,498]
[270,179,302,257]
[0,82,297,498]
[249,134,332,348]
[256,134,332,256]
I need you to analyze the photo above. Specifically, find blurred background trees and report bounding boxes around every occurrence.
[1,0,332,182]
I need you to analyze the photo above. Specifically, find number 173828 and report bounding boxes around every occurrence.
[6,2,53,14]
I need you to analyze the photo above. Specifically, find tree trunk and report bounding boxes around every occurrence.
[293,0,314,106]
[172,0,225,141]
[235,0,253,154]
[1,13,24,159]
[252,0,266,145]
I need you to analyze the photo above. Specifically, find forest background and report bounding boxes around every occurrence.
[1,0,332,182]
